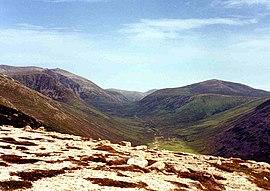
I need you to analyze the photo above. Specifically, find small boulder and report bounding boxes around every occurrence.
[98,140,111,145]
[148,161,166,171]
[119,141,132,147]
[217,158,222,165]
[127,157,148,168]
[37,126,45,131]
[23,125,32,131]
[135,145,148,150]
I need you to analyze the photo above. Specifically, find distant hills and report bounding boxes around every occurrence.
[106,89,156,102]
[1,65,270,163]
[129,79,270,124]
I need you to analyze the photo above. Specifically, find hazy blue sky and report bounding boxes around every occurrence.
[0,0,270,91]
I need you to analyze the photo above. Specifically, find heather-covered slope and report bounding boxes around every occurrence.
[51,68,130,108]
[0,74,146,144]
[0,125,269,191]
[211,99,270,163]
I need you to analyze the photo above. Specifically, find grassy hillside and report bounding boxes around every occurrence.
[128,80,270,119]
[150,98,269,157]
[145,94,253,127]
[0,74,148,144]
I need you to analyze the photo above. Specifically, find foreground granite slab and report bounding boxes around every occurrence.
[0,125,269,191]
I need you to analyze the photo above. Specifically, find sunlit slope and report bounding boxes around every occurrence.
[0,74,146,144]
[132,79,270,118]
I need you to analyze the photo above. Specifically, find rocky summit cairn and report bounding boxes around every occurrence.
[0,125,269,191]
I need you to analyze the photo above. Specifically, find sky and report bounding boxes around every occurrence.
[0,0,270,91]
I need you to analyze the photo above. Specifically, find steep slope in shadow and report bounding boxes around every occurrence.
[51,68,129,110]
[211,99,270,163]
[0,65,129,113]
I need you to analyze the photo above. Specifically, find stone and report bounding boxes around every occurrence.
[23,125,32,131]
[135,145,148,150]
[37,126,45,131]
[217,158,222,165]
[119,141,132,147]
[98,140,111,145]
[127,157,148,168]
[148,161,166,171]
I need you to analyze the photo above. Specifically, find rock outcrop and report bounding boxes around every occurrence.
[0,105,43,129]
[0,126,269,191]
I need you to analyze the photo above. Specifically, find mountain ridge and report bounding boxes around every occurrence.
[0,65,129,112]
[125,79,270,123]
[146,79,270,97]
[1,65,270,163]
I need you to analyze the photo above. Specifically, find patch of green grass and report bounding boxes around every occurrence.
[148,138,198,154]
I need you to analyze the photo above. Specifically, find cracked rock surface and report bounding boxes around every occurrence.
[0,125,269,191]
